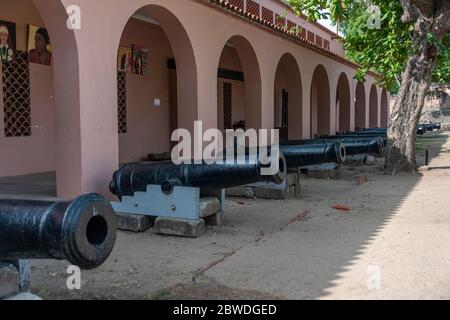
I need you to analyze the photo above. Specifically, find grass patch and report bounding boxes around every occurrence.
[416,133,449,151]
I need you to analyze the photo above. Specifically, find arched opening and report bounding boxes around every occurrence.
[336,73,351,133]
[217,35,261,132]
[273,53,302,140]
[355,82,366,130]
[310,65,330,137]
[381,89,389,128]
[369,85,379,128]
[0,0,61,197]
[116,6,197,164]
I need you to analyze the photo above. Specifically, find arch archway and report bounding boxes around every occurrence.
[273,53,303,140]
[310,65,330,137]
[116,5,197,163]
[0,0,80,198]
[217,35,262,131]
[355,82,366,130]
[369,85,379,128]
[336,73,351,133]
[381,89,389,128]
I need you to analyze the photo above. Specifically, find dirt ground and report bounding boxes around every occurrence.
[29,132,450,300]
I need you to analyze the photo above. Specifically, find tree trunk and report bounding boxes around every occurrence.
[385,0,450,174]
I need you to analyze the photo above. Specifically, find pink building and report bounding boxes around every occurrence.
[0,0,390,199]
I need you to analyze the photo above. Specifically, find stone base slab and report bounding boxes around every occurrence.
[153,217,206,238]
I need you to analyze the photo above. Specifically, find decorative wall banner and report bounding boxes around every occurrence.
[132,45,148,76]
[118,47,132,73]
[2,51,31,137]
[27,25,52,66]
[0,20,16,63]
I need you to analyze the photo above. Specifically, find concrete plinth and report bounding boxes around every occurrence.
[345,155,378,166]
[0,261,31,300]
[0,263,20,299]
[204,211,225,226]
[116,213,155,233]
[154,217,206,238]
[226,186,255,198]
[226,174,300,200]
[345,154,367,166]
[199,197,222,218]
[300,163,340,179]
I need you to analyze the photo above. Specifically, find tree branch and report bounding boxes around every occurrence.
[433,0,450,37]
[410,0,434,16]
[400,0,420,22]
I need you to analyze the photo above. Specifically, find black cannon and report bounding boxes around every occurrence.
[278,142,346,169]
[0,194,117,270]
[281,138,384,156]
[110,151,287,198]
[322,133,387,143]
[350,128,387,134]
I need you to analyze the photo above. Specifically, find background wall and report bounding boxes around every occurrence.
[0,0,55,177]
[118,18,174,163]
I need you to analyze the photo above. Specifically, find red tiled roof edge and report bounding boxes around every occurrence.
[270,0,342,40]
[194,0,381,79]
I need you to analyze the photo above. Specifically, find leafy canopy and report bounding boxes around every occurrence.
[285,0,450,92]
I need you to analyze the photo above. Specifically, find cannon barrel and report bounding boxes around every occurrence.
[0,194,117,270]
[323,134,387,141]
[110,151,287,198]
[281,138,385,156]
[279,142,346,169]
[342,139,384,156]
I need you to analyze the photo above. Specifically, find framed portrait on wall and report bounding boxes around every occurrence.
[27,25,52,66]
[132,45,148,76]
[0,20,16,63]
[118,47,132,73]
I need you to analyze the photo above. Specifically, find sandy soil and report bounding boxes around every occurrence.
[29,132,450,300]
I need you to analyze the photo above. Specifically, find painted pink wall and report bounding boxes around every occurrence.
[0,0,55,178]
[118,19,174,163]
[0,0,389,199]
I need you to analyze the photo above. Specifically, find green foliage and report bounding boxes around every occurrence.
[285,0,450,92]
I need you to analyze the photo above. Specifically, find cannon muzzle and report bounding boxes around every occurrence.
[0,194,117,270]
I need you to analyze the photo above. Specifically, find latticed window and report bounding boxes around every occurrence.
[228,0,244,10]
[117,71,128,134]
[275,14,286,28]
[262,7,274,23]
[246,0,260,17]
[2,52,31,138]
[324,40,330,50]
[316,35,323,47]
[282,89,289,128]
[287,20,297,33]
[300,27,306,39]
[223,82,233,130]
[307,31,315,42]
